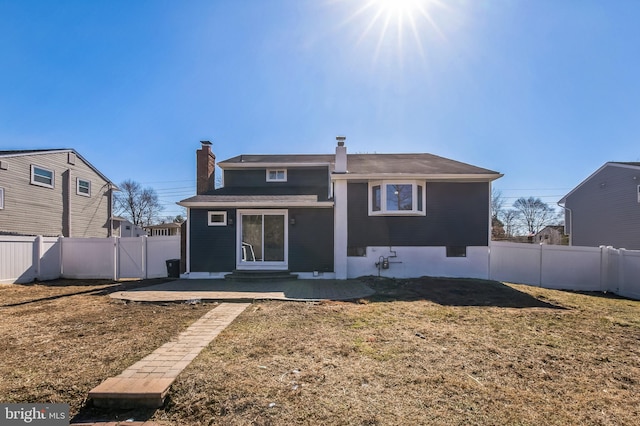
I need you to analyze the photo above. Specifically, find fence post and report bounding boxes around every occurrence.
[113,236,119,281]
[59,237,64,277]
[617,248,625,295]
[538,243,543,287]
[599,245,608,292]
[34,235,43,281]
[143,235,148,280]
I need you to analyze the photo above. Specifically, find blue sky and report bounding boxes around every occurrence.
[1,0,639,218]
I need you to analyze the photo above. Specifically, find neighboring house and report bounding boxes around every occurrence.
[144,222,182,237]
[559,162,640,250]
[178,138,502,279]
[113,216,146,237]
[534,225,566,245]
[0,149,116,237]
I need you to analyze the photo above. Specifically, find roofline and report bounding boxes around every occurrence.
[558,162,640,204]
[178,200,334,208]
[330,173,503,182]
[0,148,116,187]
[219,162,332,170]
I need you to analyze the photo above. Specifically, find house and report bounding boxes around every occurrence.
[113,216,147,237]
[559,162,640,250]
[0,149,116,237]
[178,138,502,279]
[144,222,182,237]
[534,225,566,245]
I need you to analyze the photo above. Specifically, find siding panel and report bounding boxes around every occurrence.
[347,182,489,248]
[189,208,236,272]
[288,208,334,272]
[223,167,330,200]
[566,165,640,249]
[0,152,111,237]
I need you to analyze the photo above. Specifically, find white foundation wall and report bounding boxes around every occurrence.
[347,246,490,279]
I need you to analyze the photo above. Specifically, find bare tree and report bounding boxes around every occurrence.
[501,209,521,238]
[491,189,505,220]
[512,197,560,235]
[114,179,163,227]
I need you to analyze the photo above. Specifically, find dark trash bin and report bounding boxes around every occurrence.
[166,259,180,278]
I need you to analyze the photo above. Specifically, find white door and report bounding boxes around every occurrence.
[237,209,288,270]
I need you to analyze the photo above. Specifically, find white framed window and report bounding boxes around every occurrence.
[0,187,4,209]
[77,178,91,197]
[31,165,54,188]
[208,211,228,226]
[368,181,426,216]
[266,169,287,182]
[637,185,640,203]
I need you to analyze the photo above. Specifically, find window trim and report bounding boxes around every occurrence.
[208,211,228,226]
[368,180,426,216]
[266,169,287,182]
[0,187,4,210]
[30,165,54,188]
[637,185,640,203]
[76,178,91,197]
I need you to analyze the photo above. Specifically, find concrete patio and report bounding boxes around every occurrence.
[109,279,375,302]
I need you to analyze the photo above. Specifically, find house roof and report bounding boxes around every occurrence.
[219,153,501,181]
[559,161,640,204]
[0,148,116,186]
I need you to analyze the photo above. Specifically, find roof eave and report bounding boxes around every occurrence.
[219,162,332,170]
[178,201,334,208]
[0,148,116,186]
[331,173,503,182]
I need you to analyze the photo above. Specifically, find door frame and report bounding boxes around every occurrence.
[236,209,288,270]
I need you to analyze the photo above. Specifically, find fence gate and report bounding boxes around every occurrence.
[118,237,145,279]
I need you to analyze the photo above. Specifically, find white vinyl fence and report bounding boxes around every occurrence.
[1,235,180,283]
[490,242,640,300]
[2,235,639,300]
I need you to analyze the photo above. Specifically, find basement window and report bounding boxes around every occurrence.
[347,247,367,257]
[446,246,467,258]
[31,165,54,188]
[208,211,227,226]
[266,169,287,182]
[368,181,426,216]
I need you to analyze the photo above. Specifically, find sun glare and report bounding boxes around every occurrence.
[338,0,447,64]
[373,0,423,17]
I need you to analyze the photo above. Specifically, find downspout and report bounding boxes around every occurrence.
[557,201,572,246]
[186,207,191,275]
[488,181,493,280]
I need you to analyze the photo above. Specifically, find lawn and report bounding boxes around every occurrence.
[1,277,639,425]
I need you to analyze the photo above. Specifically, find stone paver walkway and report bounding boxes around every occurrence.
[88,302,250,408]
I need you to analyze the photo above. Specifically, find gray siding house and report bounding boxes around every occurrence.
[559,162,640,249]
[179,139,502,279]
[0,149,116,237]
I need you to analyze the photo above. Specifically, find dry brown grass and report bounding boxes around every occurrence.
[159,278,640,426]
[2,277,639,425]
[0,279,212,422]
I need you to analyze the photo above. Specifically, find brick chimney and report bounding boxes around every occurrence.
[196,141,216,194]
[335,135,347,173]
